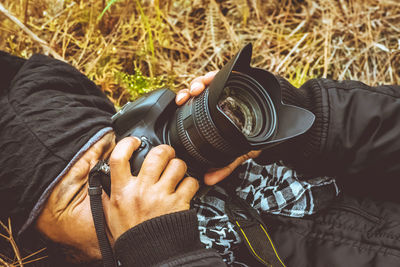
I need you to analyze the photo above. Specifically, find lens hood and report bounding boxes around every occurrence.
[206,43,315,150]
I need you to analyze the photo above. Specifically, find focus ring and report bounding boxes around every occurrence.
[194,90,237,155]
[176,103,214,166]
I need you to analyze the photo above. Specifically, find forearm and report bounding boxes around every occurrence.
[114,209,225,267]
[256,77,400,197]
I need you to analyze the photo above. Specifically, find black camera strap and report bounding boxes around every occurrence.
[88,160,116,267]
[225,184,286,267]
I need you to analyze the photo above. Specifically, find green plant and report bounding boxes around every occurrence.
[98,0,121,21]
[116,69,173,102]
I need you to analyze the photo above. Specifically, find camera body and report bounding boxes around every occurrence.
[111,88,178,174]
[111,43,315,186]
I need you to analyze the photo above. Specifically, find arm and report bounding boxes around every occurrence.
[178,72,400,200]
[258,77,400,200]
[105,138,225,267]
[113,210,225,267]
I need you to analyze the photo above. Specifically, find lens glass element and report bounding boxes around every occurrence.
[218,86,263,137]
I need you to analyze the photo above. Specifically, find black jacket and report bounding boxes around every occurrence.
[260,78,400,267]
[114,76,400,266]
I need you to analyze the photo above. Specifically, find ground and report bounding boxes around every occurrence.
[1,0,399,108]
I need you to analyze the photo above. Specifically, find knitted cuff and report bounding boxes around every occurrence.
[114,209,204,267]
[255,77,328,170]
[278,77,329,159]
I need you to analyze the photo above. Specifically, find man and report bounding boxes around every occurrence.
[1,50,400,266]
[0,51,224,266]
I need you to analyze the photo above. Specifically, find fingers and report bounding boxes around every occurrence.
[248,150,262,158]
[204,160,238,186]
[157,158,187,193]
[175,70,218,105]
[189,76,206,96]
[204,150,261,185]
[176,176,199,202]
[189,71,218,95]
[109,137,141,189]
[175,89,190,105]
[203,70,217,84]
[138,145,175,184]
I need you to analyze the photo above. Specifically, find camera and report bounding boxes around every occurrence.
[110,43,314,187]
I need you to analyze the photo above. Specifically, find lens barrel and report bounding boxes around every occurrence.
[166,72,277,174]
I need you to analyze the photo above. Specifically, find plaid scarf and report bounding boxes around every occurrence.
[193,160,339,266]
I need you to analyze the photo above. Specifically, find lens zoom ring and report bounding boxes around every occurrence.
[176,106,214,166]
[194,90,236,154]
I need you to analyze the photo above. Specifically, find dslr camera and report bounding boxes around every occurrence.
[111,44,314,181]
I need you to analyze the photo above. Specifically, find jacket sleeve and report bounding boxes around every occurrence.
[255,77,400,201]
[113,209,225,267]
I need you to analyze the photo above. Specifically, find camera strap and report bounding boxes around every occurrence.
[225,186,286,267]
[88,160,116,267]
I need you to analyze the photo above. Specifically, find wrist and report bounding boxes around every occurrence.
[279,77,328,158]
[114,209,203,266]
[255,77,328,170]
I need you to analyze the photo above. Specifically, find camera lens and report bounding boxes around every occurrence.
[221,72,277,142]
[218,86,261,137]
[166,71,277,174]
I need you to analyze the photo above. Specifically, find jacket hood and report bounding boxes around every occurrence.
[0,51,116,236]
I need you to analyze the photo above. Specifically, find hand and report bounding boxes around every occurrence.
[175,71,261,186]
[175,71,219,105]
[104,137,199,239]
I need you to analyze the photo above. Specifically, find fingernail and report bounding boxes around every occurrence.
[205,71,217,78]
[176,93,186,103]
[190,82,203,93]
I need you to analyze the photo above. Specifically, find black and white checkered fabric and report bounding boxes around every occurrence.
[193,159,339,266]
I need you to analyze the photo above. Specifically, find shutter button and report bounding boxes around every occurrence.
[139,136,149,150]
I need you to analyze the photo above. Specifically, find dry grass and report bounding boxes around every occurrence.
[1,0,400,107]
[0,219,46,266]
[0,0,400,265]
